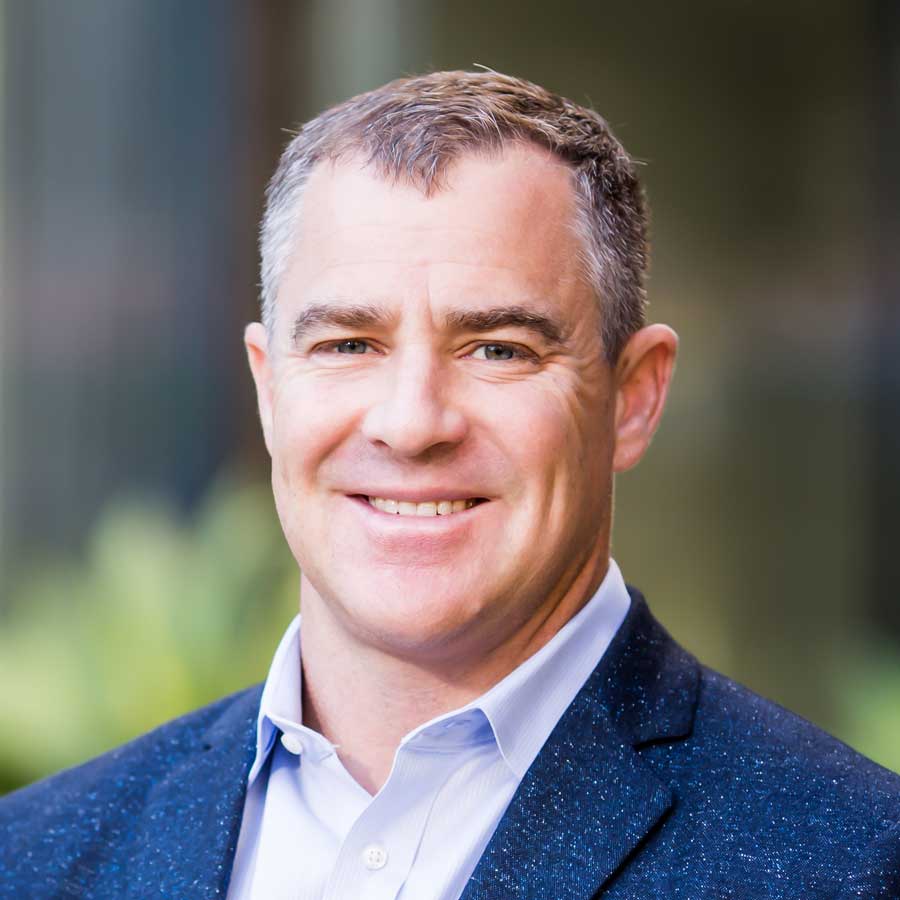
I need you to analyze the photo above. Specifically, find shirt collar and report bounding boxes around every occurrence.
[456,558,630,777]
[247,559,631,784]
[247,614,302,783]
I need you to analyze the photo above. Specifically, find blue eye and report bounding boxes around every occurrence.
[472,343,517,361]
[333,340,369,354]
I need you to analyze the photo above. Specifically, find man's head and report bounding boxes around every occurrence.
[246,71,676,671]
[260,70,648,363]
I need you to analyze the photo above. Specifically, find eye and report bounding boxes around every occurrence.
[325,339,372,354]
[470,343,532,362]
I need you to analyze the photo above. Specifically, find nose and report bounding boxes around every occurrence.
[360,347,468,458]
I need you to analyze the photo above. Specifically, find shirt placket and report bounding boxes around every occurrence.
[322,735,466,900]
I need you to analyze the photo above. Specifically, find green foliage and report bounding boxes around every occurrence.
[0,474,298,793]
[834,641,900,776]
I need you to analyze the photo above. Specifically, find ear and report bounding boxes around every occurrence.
[244,322,275,456]
[612,324,678,473]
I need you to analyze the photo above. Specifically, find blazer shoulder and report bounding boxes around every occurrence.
[689,665,900,827]
[0,685,262,869]
[623,642,900,895]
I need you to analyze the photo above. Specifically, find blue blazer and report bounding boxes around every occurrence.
[3,590,899,899]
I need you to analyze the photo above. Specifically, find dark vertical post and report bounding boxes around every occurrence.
[869,0,900,637]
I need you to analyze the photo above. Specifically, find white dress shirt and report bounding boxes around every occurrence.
[226,559,631,900]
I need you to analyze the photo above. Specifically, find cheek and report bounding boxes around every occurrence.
[497,376,609,485]
[269,376,361,490]
[519,407,570,476]
[500,379,613,547]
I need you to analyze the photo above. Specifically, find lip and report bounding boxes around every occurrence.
[344,489,490,504]
[344,493,491,533]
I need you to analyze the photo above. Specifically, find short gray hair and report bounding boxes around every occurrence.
[260,70,648,361]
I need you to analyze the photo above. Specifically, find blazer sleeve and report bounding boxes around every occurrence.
[837,818,900,900]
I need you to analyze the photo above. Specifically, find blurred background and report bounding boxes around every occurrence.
[1,0,899,793]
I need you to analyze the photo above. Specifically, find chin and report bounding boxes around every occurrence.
[334,577,493,656]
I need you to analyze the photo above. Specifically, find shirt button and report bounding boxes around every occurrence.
[362,843,388,870]
[280,733,303,755]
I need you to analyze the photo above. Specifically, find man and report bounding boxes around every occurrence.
[2,70,899,899]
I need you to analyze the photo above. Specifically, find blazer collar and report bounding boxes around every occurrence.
[460,587,700,900]
[124,685,263,898]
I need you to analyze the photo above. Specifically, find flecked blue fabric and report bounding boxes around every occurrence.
[2,590,899,899]
[1,685,262,899]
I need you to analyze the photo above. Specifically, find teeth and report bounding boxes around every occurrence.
[367,497,479,516]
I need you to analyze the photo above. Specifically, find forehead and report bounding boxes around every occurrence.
[282,145,587,310]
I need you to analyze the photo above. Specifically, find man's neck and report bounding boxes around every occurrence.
[300,646,475,794]
[297,557,608,794]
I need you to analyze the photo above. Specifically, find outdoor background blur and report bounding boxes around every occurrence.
[1,0,899,794]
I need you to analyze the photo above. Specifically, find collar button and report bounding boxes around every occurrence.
[280,732,303,755]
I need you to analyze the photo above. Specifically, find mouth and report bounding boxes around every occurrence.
[353,495,490,517]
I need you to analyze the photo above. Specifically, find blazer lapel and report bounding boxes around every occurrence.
[123,685,263,899]
[461,590,699,900]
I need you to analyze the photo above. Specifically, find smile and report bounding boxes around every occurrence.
[365,497,487,516]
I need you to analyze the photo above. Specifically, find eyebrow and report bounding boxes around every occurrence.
[443,305,568,346]
[290,303,392,344]
[290,301,568,347]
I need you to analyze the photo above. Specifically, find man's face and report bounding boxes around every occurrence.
[248,145,622,663]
